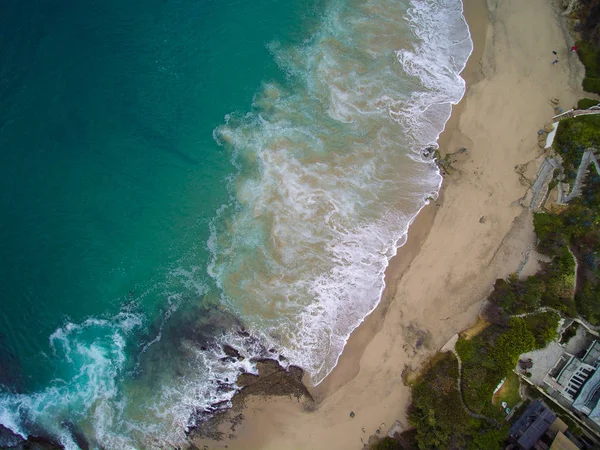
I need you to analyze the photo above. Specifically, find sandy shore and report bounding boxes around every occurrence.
[195,0,588,448]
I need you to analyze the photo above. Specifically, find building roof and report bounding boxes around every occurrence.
[573,368,600,419]
[549,431,580,450]
[510,400,557,450]
[548,417,569,436]
[582,340,600,367]
[555,357,595,401]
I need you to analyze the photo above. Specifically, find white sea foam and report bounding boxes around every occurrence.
[0,312,143,450]
[210,0,473,385]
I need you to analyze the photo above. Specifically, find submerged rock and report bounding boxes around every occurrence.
[0,425,24,449]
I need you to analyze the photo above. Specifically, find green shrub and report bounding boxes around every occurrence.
[575,281,600,325]
[515,276,545,313]
[372,437,403,450]
[408,353,472,449]
[533,213,568,255]
[560,322,579,344]
[576,40,600,93]
[488,275,547,316]
[577,40,600,79]
[495,319,537,370]
[471,425,510,450]
[542,273,577,315]
[583,77,600,94]
[539,246,578,315]
[458,320,536,417]
[488,278,517,313]
[577,98,600,109]
[523,312,560,349]
[554,116,600,168]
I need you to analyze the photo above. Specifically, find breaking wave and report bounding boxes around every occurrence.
[209,0,472,384]
[0,0,472,448]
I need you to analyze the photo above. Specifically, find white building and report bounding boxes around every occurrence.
[544,340,600,425]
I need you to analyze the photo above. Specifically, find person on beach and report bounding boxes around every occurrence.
[552,50,557,55]
[571,45,578,53]
[552,59,559,65]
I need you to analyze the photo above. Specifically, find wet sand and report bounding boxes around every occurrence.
[194,0,588,448]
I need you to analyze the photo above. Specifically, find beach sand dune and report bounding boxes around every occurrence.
[195,0,588,448]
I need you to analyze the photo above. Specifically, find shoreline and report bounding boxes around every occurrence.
[309,0,489,402]
[194,0,588,447]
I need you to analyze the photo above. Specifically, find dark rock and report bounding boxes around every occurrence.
[14,435,64,450]
[222,345,243,361]
[0,425,24,448]
[190,358,313,442]
[235,360,310,400]
[219,356,237,364]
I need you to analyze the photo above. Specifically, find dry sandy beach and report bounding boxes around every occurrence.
[196,0,588,448]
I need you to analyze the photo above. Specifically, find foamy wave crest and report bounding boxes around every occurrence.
[394,0,473,148]
[0,313,143,450]
[210,0,472,384]
[108,326,269,449]
[0,307,271,449]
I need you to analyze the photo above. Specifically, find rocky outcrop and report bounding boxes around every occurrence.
[189,358,312,443]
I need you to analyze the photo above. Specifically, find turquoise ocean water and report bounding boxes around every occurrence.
[0,0,472,448]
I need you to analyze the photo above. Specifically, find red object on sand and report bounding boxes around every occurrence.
[571,45,578,52]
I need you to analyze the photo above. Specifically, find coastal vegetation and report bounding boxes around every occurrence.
[545,115,600,325]
[406,280,562,448]
[407,352,505,449]
[560,321,579,344]
[577,97,600,109]
[405,112,600,448]
[372,437,405,450]
[454,312,560,418]
[575,0,600,94]
[577,40,600,94]
[492,372,521,411]
[553,115,600,179]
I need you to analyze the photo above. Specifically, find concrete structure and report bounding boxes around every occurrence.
[510,400,556,449]
[546,354,595,401]
[582,340,600,366]
[550,431,579,450]
[543,340,600,426]
[572,369,600,424]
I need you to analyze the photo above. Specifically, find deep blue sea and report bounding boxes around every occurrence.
[0,0,472,448]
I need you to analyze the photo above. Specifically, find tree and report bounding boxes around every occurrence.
[471,426,509,450]
[494,319,536,373]
[576,280,600,325]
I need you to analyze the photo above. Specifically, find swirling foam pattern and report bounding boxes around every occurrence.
[210,0,472,384]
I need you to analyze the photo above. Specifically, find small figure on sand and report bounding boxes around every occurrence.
[552,50,557,55]
[552,59,559,65]
[571,45,578,53]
